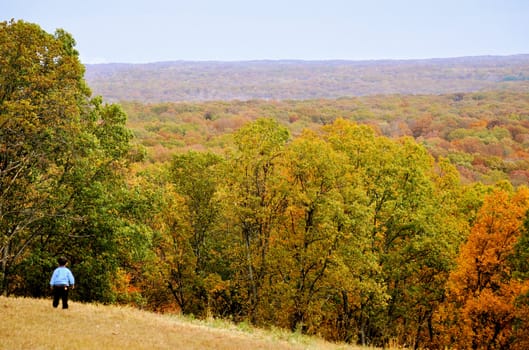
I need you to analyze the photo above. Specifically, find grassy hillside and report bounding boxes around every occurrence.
[0,296,378,350]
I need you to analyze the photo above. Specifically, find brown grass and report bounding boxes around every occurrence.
[0,296,379,350]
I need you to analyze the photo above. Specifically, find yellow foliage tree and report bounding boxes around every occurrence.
[435,186,529,349]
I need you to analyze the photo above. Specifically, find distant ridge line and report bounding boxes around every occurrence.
[84,54,529,66]
[84,54,529,102]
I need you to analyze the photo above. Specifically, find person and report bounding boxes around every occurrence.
[49,256,75,309]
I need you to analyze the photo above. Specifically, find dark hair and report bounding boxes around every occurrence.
[57,256,68,266]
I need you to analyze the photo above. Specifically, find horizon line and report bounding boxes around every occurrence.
[82,53,529,66]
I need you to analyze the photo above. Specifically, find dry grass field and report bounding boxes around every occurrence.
[0,296,383,350]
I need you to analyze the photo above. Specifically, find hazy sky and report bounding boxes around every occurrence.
[3,0,529,64]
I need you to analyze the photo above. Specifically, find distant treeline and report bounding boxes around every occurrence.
[85,55,529,102]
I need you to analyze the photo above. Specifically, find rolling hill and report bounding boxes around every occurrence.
[0,296,373,350]
[84,55,529,103]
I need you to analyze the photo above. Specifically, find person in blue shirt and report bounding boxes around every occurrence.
[49,256,75,309]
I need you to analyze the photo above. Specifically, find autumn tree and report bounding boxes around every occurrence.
[219,118,290,322]
[322,119,468,347]
[435,186,529,349]
[169,151,223,275]
[152,151,226,315]
[266,128,366,334]
[0,19,89,294]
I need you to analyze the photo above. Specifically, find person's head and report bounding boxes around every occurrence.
[57,256,68,266]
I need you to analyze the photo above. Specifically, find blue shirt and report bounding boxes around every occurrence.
[50,266,75,286]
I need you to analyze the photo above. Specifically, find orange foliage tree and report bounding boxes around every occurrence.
[434,185,529,349]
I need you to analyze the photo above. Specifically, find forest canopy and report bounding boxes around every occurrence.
[84,56,529,102]
[121,91,529,185]
[2,19,529,349]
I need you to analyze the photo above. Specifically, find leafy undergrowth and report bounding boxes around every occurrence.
[0,296,383,350]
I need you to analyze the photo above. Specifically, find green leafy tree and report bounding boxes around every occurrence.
[319,120,388,344]
[0,19,89,294]
[169,151,223,275]
[268,128,367,335]
[509,216,529,349]
[219,118,290,322]
[149,151,226,315]
[0,20,139,301]
[323,119,468,347]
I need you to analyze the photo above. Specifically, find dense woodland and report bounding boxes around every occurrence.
[84,56,529,102]
[121,91,529,186]
[2,20,529,349]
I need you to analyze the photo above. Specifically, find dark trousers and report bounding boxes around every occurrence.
[52,285,70,309]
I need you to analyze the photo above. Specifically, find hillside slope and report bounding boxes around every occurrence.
[85,55,529,102]
[0,296,367,350]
